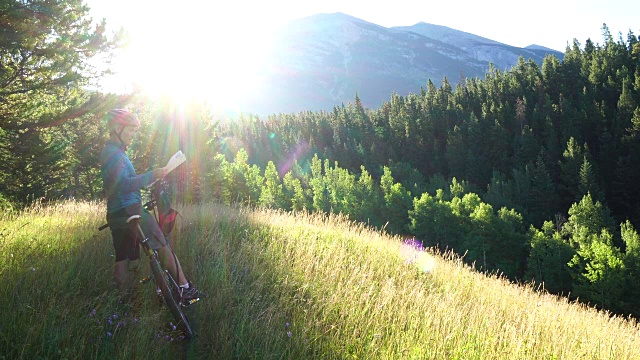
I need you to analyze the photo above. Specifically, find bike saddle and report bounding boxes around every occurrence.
[126,215,142,223]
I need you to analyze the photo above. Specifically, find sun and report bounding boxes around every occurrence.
[99,2,279,110]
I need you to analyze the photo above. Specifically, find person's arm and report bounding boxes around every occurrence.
[102,152,166,195]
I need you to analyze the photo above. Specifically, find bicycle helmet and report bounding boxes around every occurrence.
[106,109,140,128]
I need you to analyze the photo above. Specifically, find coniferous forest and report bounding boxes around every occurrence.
[2,0,640,317]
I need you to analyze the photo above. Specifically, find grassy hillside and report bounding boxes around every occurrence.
[2,201,640,359]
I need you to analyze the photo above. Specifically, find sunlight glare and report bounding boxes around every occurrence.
[109,2,278,110]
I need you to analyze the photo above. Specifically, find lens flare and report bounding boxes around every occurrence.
[400,237,436,273]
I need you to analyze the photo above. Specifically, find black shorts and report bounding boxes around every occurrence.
[107,205,167,262]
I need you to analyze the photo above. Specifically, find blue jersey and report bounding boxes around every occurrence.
[100,140,154,213]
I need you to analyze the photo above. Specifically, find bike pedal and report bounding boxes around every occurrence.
[182,298,200,306]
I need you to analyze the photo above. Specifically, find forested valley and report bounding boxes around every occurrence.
[2,0,640,318]
[200,27,640,317]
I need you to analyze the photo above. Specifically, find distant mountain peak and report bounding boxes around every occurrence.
[525,44,562,52]
[393,22,506,47]
[239,13,564,115]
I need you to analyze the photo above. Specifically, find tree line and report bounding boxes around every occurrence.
[205,26,640,315]
[2,0,640,316]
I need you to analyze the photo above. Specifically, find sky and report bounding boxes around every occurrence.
[84,0,640,105]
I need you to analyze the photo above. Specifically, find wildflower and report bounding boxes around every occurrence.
[286,322,290,329]
[134,317,139,324]
[107,332,113,337]
[287,331,292,338]
[89,309,96,317]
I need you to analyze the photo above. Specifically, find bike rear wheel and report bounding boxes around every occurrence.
[149,256,194,339]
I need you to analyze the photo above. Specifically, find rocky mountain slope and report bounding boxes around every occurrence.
[238,13,563,115]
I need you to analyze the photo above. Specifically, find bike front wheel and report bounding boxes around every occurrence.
[149,257,194,339]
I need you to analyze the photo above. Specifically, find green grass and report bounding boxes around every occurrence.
[2,200,640,359]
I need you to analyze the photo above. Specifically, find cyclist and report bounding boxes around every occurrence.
[100,109,204,300]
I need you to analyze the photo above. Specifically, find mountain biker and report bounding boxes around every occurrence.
[100,109,204,300]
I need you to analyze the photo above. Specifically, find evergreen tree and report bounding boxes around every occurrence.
[621,220,640,314]
[577,156,605,204]
[527,155,558,225]
[207,154,228,203]
[485,171,517,213]
[223,148,263,204]
[354,166,382,226]
[463,201,495,270]
[259,161,286,209]
[380,167,412,234]
[310,154,327,212]
[283,171,309,212]
[0,0,123,203]
[562,193,616,249]
[410,192,461,249]
[568,230,625,311]
[558,137,589,208]
[526,221,575,293]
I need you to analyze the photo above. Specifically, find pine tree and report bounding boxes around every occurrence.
[259,161,286,209]
[526,221,575,293]
[380,167,412,234]
[310,154,327,212]
[568,230,625,311]
[354,166,382,226]
[558,137,588,208]
[562,193,616,249]
[0,0,123,203]
[621,220,640,314]
[410,192,459,248]
[577,156,605,204]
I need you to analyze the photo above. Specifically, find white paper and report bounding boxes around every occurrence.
[165,150,186,174]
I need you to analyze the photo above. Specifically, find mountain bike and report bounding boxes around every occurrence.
[99,179,197,340]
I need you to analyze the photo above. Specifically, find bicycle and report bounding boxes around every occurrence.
[99,179,197,340]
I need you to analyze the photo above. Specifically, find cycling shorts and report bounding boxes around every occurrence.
[107,205,167,262]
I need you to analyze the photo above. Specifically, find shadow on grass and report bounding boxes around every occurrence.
[1,204,344,359]
[0,216,196,360]
[174,204,343,359]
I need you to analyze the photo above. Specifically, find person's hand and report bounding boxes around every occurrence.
[153,167,168,179]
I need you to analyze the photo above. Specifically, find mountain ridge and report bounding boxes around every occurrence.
[236,12,564,115]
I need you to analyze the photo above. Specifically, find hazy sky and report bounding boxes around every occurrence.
[87,0,638,51]
[84,0,639,103]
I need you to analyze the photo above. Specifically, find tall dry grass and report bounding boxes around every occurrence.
[1,200,639,359]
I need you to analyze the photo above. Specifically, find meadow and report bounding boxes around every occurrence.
[1,200,640,359]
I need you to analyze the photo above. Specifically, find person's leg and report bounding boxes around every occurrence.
[114,258,131,290]
[156,246,188,286]
[140,210,205,298]
[140,211,189,286]
[156,246,205,299]
[110,223,134,292]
